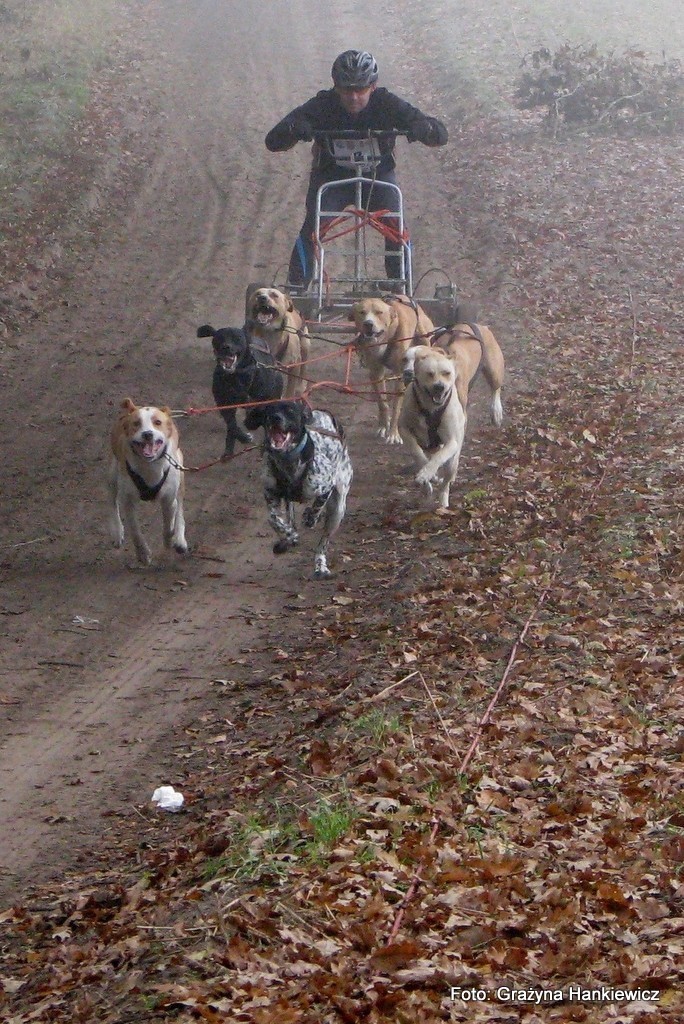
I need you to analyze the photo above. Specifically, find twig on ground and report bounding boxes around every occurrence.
[360,670,420,704]
[419,671,459,756]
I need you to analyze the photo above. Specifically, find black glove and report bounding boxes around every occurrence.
[407,118,448,146]
[287,118,314,142]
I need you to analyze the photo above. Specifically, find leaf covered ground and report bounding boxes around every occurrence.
[1,9,683,1024]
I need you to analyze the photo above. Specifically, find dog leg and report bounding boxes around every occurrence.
[313,488,346,580]
[110,502,125,548]
[371,375,391,439]
[419,447,462,509]
[120,494,152,565]
[267,498,299,554]
[302,491,330,528]
[236,418,254,444]
[480,333,505,427]
[161,492,188,555]
[220,409,252,458]
[109,468,125,548]
[415,417,465,490]
[399,427,430,469]
[386,390,405,445]
[435,456,460,509]
[221,410,238,458]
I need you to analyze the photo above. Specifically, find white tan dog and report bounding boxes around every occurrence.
[424,322,504,426]
[109,398,187,565]
[350,295,434,444]
[246,287,311,398]
[399,347,466,509]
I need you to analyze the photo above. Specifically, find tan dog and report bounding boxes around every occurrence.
[404,323,504,427]
[246,287,311,398]
[109,398,187,565]
[399,348,466,509]
[350,295,435,444]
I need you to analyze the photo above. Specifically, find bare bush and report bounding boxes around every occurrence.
[515,44,684,133]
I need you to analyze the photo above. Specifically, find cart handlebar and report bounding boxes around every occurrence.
[311,129,408,141]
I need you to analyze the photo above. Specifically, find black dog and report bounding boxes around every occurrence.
[244,401,353,579]
[197,325,284,457]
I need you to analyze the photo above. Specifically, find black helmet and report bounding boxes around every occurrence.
[331,50,379,89]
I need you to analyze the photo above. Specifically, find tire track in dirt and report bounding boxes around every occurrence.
[0,558,282,892]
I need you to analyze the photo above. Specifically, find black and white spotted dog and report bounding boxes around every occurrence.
[244,400,353,579]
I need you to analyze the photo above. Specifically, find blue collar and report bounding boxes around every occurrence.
[289,431,309,456]
[269,431,309,458]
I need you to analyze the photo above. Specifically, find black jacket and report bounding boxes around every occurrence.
[265,88,447,174]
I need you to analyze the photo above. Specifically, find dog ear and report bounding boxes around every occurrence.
[120,397,137,413]
[244,406,265,431]
[299,401,314,424]
[197,324,216,339]
[160,406,173,416]
[286,297,294,312]
[402,348,419,384]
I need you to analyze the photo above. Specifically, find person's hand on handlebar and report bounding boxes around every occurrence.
[405,118,448,146]
[286,118,314,142]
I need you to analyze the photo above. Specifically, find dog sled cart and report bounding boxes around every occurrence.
[247,130,470,334]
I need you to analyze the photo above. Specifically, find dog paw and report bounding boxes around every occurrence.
[110,521,124,548]
[173,541,189,555]
[416,474,434,496]
[273,537,297,554]
[314,566,334,580]
[386,433,403,445]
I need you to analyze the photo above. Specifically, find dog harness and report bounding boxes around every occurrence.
[244,324,290,364]
[413,384,453,450]
[126,461,169,502]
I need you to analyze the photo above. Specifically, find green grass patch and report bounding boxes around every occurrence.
[0,0,126,218]
[200,813,300,886]
[199,798,357,884]
[308,800,355,852]
[354,709,403,746]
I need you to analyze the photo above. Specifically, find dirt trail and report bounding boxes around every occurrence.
[0,0,503,904]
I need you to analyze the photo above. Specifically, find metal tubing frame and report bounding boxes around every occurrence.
[312,172,412,309]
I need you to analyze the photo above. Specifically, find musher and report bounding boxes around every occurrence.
[265,49,448,289]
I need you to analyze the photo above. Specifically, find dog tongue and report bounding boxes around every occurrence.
[257,312,272,324]
[142,440,157,458]
[271,428,290,448]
